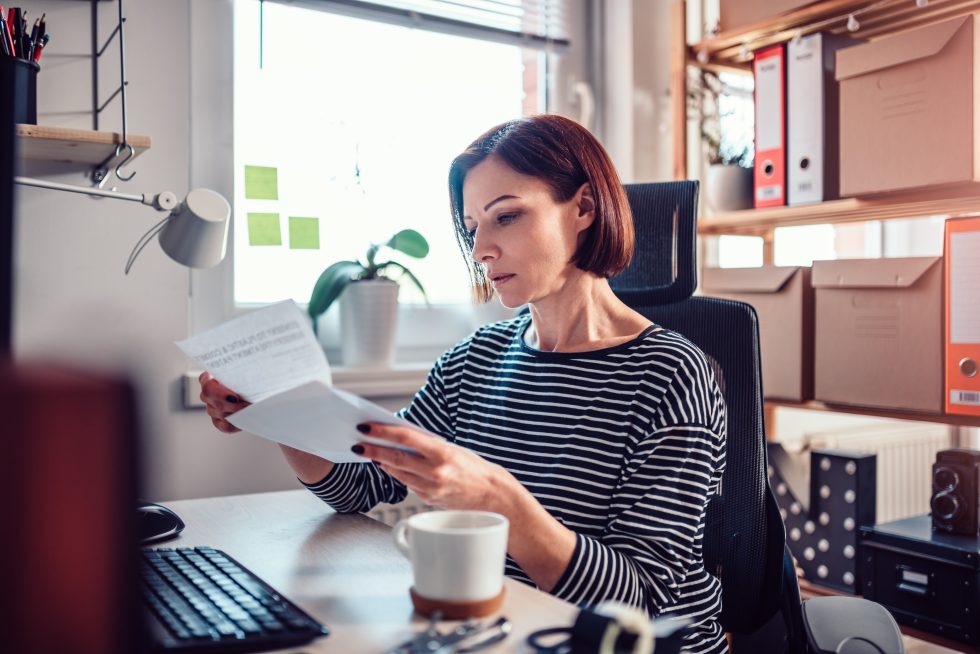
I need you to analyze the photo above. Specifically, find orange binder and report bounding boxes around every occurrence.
[754,44,786,208]
[945,216,980,416]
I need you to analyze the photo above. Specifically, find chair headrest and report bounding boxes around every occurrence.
[610,181,699,306]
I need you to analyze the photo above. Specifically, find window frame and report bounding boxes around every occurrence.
[188,0,591,367]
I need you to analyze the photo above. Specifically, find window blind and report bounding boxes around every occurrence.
[266,0,571,50]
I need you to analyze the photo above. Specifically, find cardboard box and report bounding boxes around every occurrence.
[719,0,815,33]
[702,266,813,401]
[836,14,980,196]
[812,257,943,414]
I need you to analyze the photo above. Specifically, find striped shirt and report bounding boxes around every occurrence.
[304,314,727,653]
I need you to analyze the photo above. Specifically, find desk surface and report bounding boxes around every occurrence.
[162,490,577,653]
[164,490,969,654]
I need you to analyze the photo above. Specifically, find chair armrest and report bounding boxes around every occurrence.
[802,596,904,654]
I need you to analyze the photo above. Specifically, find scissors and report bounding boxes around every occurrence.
[386,614,511,654]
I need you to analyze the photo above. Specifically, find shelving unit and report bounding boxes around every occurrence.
[16,124,151,167]
[689,0,980,67]
[671,0,980,232]
[670,0,980,431]
[768,400,980,428]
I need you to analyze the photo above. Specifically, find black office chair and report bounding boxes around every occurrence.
[612,181,904,654]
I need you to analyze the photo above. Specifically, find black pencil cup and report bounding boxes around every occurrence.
[12,58,39,125]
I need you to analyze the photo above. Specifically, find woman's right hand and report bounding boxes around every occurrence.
[199,371,250,433]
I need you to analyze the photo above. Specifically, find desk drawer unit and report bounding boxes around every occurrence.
[859,515,979,646]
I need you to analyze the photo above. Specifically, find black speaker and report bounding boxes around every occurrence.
[930,448,980,536]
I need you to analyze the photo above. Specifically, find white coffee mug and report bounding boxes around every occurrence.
[392,510,509,602]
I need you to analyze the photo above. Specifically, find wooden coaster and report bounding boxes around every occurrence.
[409,586,506,619]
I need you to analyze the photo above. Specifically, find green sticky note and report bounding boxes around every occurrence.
[289,216,320,250]
[244,165,278,200]
[247,213,282,246]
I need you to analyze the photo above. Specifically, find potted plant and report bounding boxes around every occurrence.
[308,229,429,368]
[688,68,755,212]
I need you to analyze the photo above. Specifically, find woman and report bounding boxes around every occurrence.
[201,115,727,653]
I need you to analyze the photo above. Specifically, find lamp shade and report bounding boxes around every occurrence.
[158,188,230,268]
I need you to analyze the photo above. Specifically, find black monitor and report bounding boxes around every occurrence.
[0,365,143,654]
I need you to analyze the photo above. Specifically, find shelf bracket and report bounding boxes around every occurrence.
[90,0,134,187]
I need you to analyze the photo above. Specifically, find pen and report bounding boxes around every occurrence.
[28,17,37,60]
[10,7,19,58]
[0,7,8,57]
[32,32,46,63]
[5,7,14,44]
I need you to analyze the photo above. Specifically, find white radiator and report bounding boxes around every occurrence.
[804,422,953,524]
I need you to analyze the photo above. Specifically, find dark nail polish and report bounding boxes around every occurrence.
[356,423,371,434]
[350,445,365,455]
[226,395,239,404]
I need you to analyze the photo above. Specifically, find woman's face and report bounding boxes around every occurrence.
[461,155,594,309]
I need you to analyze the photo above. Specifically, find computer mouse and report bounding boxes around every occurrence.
[137,502,185,544]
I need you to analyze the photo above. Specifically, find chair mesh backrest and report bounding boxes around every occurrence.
[611,182,698,306]
[610,182,785,633]
[638,298,784,633]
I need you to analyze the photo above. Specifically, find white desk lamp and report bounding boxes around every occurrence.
[12,176,230,542]
[14,177,230,272]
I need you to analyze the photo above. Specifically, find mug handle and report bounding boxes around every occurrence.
[392,519,411,558]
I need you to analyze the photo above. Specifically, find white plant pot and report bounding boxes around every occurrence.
[705,164,754,212]
[339,279,399,368]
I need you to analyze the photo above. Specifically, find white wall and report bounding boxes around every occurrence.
[13,0,316,502]
[11,0,675,503]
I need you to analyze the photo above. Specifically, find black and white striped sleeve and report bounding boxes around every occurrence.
[550,358,727,616]
[301,347,457,513]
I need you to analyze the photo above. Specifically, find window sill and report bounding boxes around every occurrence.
[181,363,429,409]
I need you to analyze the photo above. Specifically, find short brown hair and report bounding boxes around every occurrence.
[449,114,634,303]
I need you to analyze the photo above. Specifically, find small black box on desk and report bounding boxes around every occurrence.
[859,515,979,647]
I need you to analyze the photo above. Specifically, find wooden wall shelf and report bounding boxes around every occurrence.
[16,124,151,167]
[699,186,980,235]
[689,0,980,67]
[767,400,980,428]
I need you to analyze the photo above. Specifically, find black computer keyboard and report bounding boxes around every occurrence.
[141,547,329,653]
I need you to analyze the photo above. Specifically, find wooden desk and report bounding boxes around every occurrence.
[162,490,577,653]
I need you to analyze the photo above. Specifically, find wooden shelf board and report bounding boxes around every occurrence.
[16,124,151,166]
[767,400,980,428]
[689,0,980,66]
[699,186,980,235]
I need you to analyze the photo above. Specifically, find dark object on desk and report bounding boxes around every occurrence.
[138,501,186,544]
[768,444,877,594]
[0,363,143,654]
[931,448,980,536]
[526,603,688,654]
[141,546,328,653]
[612,181,903,653]
[860,514,980,646]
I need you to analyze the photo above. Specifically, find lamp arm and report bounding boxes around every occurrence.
[14,176,177,212]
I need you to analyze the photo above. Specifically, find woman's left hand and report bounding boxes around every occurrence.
[353,423,513,511]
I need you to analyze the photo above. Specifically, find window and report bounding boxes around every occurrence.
[232,0,564,308]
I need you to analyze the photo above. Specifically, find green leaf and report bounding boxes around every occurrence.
[379,261,429,304]
[308,260,363,321]
[385,229,429,259]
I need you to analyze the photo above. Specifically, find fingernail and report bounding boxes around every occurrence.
[350,445,365,455]
[356,423,371,434]
[226,395,239,404]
